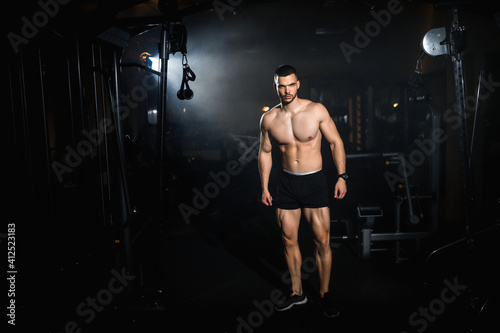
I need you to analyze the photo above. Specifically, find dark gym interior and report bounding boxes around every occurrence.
[6,0,500,332]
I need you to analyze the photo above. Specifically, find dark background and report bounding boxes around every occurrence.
[5,0,500,332]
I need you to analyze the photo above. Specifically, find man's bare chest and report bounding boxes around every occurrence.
[269,116,320,145]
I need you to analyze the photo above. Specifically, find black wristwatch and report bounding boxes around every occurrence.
[338,173,348,181]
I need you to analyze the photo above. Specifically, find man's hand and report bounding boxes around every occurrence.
[261,190,273,206]
[334,179,347,199]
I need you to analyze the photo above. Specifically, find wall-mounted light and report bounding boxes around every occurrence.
[140,52,160,72]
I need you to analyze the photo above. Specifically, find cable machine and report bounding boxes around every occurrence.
[420,6,500,330]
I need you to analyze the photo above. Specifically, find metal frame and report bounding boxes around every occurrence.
[332,148,439,262]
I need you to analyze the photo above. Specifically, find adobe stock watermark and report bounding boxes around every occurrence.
[383,73,500,192]
[400,276,468,333]
[58,267,135,333]
[51,74,158,183]
[230,256,319,333]
[178,137,259,224]
[7,0,72,54]
[340,0,404,64]
[384,128,447,192]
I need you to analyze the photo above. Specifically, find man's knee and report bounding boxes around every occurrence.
[316,238,331,255]
[282,234,298,248]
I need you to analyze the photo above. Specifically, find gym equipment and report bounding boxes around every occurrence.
[357,204,383,260]
[420,6,500,331]
[177,54,196,100]
[331,150,439,262]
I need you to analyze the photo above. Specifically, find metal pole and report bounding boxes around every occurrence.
[430,106,441,232]
[450,7,472,236]
[158,21,170,222]
[469,67,485,170]
[112,51,134,275]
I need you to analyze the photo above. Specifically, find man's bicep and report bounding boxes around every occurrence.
[260,129,273,153]
[319,111,341,145]
[259,115,273,153]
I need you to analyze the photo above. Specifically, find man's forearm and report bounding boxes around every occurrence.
[258,151,272,191]
[330,142,346,174]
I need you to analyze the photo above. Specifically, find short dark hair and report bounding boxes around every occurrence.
[274,64,298,80]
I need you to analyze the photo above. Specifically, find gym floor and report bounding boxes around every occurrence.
[15,162,499,333]
[155,207,499,333]
[37,205,495,333]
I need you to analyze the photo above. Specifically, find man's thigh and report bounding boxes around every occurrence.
[276,208,301,241]
[303,207,331,240]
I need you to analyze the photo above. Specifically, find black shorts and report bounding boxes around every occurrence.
[274,169,329,210]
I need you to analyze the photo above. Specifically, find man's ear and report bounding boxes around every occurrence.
[297,80,300,89]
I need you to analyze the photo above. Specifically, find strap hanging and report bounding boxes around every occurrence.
[177,53,196,100]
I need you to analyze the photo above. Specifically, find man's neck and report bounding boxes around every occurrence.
[281,97,301,114]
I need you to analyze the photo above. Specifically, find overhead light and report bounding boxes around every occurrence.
[262,106,270,112]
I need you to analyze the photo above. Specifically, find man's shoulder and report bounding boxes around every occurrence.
[299,100,328,117]
[261,104,281,120]
[301,99,326,111]
[268,103,282,113]
[260,104,280,128]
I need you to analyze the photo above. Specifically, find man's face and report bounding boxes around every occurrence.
[274,74,300,105]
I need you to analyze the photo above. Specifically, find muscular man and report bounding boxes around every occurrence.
[258,65,347,317]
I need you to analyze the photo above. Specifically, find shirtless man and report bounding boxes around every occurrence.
[258,65,347,317]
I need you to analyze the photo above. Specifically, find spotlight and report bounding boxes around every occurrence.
[149,56,160,71]
[140,52,160,71]
[140,52,152,67]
